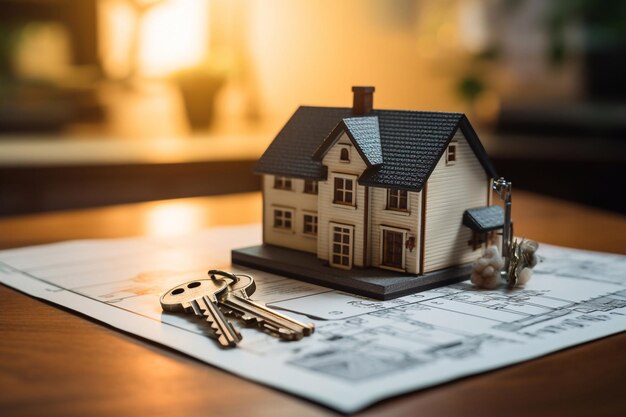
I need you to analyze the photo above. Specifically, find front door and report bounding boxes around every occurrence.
[329,223,354,269]
[382,229,404,270]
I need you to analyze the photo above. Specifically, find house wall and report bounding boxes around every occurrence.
[262,175,318,253]
[423,129,490,272]
[318,132,368,267]
[369,187,421,273]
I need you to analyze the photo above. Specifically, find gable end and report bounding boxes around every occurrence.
[312,116,382,167]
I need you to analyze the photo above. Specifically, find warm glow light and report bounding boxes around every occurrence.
[98,0,136,79]
[140,0,209,76]
[145,201,206,238]
[458,0,490,53]
[436,22,457,48]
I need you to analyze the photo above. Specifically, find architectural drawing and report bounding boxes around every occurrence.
[1,230,625,412]
[276,280,626,381]
[288,316,516,381]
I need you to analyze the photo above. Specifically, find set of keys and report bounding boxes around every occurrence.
[160,270,315,348]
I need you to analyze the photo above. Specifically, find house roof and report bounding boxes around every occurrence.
[255,106,497,191]
[255,107,350,180]
[312,116,383,167]
[463,205,505,232]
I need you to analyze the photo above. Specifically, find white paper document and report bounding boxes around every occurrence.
[1,225,625,413]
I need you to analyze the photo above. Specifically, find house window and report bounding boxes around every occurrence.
[382,229,404,269]
[304,180,318,194]
[333,176,355,205]
[274,176,292,190]
[340,146,350,162]
[273,208,293,230]
[331,225,352,268]
[303,214,318,235]
[387,189,408,211]
[446,142,457,165]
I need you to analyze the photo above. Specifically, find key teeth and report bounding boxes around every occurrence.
[221,308,239,317]
[241,314,262,324]
[241,316,302,341]
[220,296,316,341]
[203,314,226,337]
[232,314,296,340]
[279,328,303,341]
[202,310,242,347]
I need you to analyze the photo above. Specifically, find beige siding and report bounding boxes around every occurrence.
[369,187,421,273]
[263,175,318,253]
[423,130,490,272]
[318,133,368,267]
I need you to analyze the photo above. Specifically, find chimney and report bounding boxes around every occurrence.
[352,86,375,115]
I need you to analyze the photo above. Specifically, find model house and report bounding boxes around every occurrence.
[233,86,504,299]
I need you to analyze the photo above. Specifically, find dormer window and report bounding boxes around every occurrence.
[274,176,292,190]
[339,146,350,162]
[446,141,457,165]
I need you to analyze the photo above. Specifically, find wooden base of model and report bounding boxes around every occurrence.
[232,244,472,300]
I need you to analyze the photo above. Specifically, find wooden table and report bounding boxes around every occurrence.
[1,191,625,417]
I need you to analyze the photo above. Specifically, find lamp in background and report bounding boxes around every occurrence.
[139,0,209,77]
[99,0,208,80]
[99,0,225,130]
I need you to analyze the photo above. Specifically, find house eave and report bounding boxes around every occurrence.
[254,166,327,181]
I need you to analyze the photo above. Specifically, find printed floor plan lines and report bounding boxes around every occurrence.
[1,230,625,413]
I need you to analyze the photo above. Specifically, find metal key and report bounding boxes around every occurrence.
[160,279,242,348]
[210,271,315,341]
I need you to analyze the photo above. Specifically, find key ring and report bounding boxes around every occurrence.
[208,269,240,284]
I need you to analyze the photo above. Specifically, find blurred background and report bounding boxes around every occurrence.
[1,0,625,217]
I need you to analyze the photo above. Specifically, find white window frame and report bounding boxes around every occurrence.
[272,206,294,233]
[446,141,457,166]
[329,222,354,269]
[386,188,410,213]
[379,225,408,272]
[274,175,293,190]
[302,211,318,237]
[331,172,357,209]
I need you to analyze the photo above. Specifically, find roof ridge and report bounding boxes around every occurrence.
[374,109,465,117]
[296,105,465,117]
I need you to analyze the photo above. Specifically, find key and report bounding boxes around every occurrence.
[160,279,242,348]
[211,271,315,341]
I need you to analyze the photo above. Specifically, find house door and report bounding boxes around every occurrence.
[382,229,404,270]
[329,223,354,269]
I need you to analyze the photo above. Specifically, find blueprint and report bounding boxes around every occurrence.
[1,224,625,413]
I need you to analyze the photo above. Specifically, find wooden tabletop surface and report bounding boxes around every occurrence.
[1,191,625,417]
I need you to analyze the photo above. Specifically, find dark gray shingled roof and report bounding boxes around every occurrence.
[463,205,505,232]
[342,117,383,165]
[311,116,383,167]
[255,106,497,190]
[255,107,352,180]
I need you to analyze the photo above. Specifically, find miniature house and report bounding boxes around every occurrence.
[233,86,503,299]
